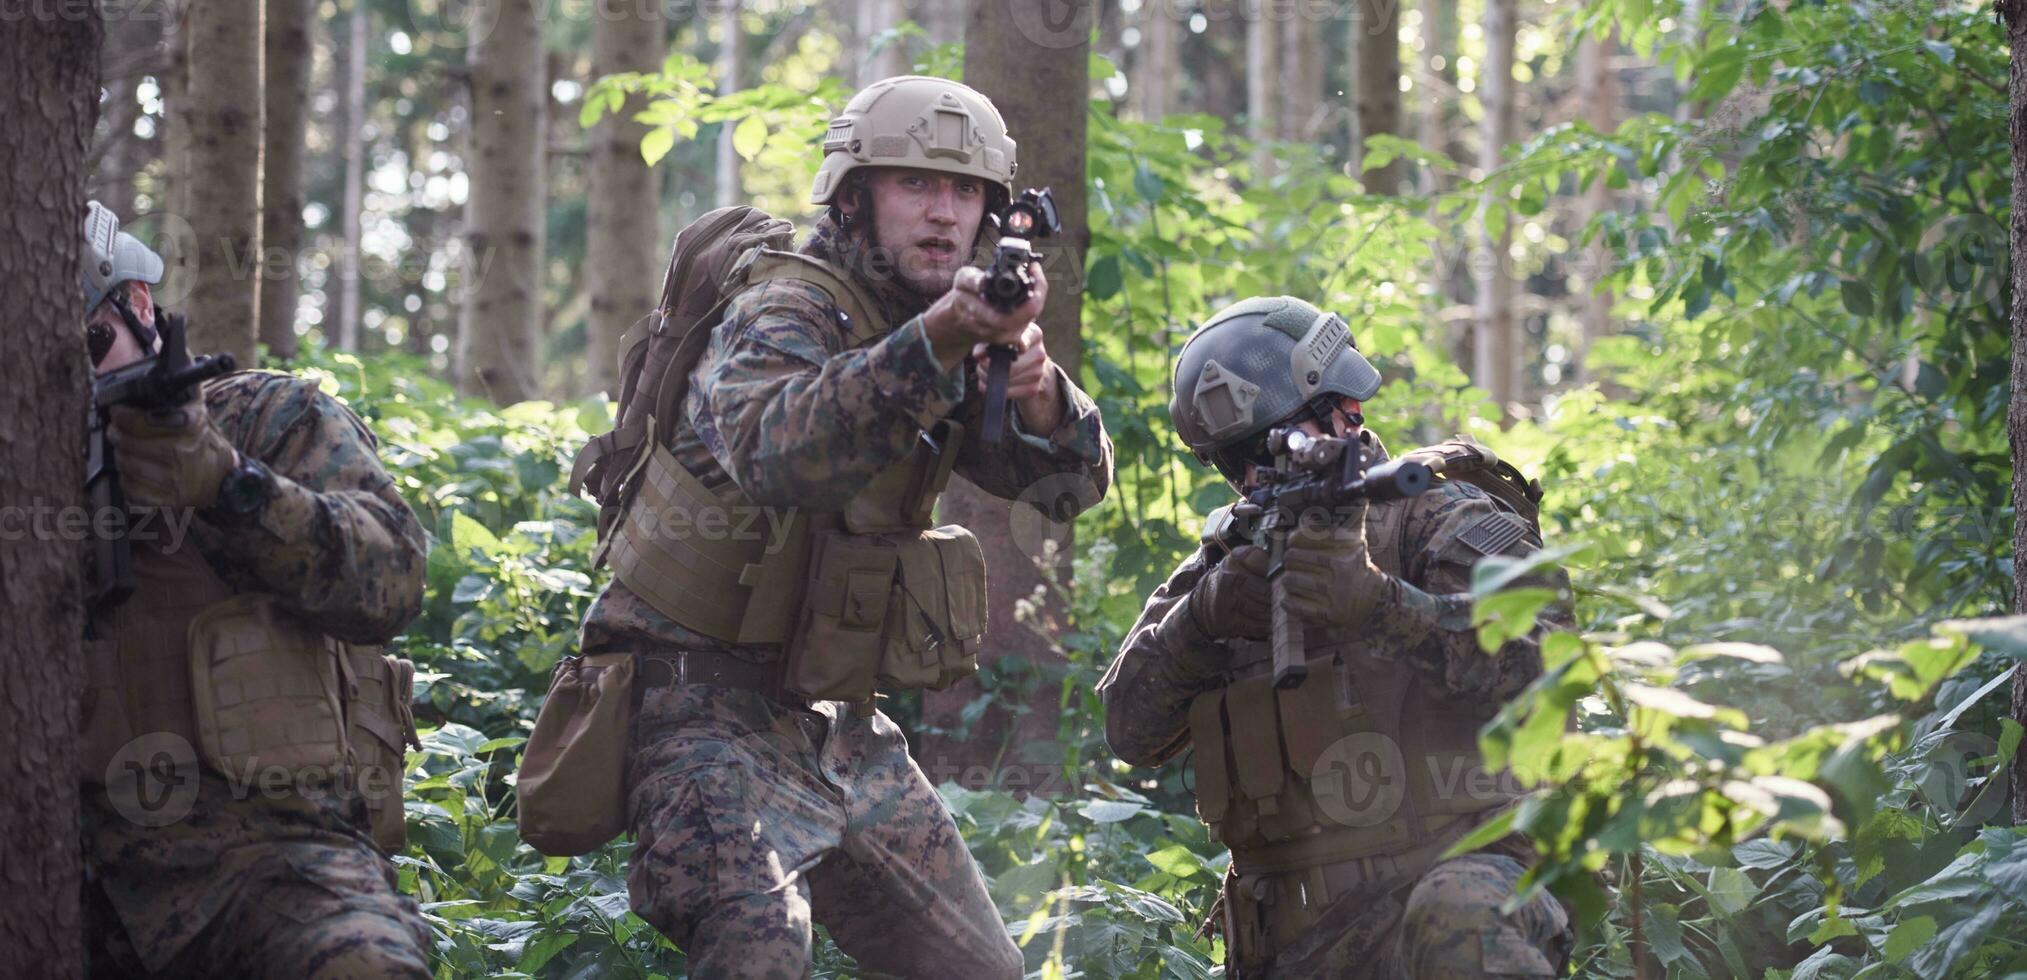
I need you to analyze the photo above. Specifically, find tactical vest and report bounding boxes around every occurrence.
[81,531,419,849]
[1187,492,1525,871]
[605,250,987,703]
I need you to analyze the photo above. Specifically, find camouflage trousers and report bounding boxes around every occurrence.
[625,684,1024,980]
[83,771,431,980]
[1231,848,1572,979]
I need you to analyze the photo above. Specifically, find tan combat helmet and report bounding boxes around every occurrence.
[809,75,1018,205]
[1170,296,1383,483]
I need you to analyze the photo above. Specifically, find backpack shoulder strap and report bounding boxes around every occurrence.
[1398,436,1544,532]
[732,249,891,347]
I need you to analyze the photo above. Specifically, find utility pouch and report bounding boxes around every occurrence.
[342,647,420,851]
[784,531,900,702]
[518,652,639,856]
[187,595,348,783]
[877,524,986,691]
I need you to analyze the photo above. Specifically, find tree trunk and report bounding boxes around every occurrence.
[181,0,262,367]
[0,6,98,974]
[919,0,965,48]
[161,0,191,234]
[715,3,744,208]
[1246,5,1276,176]
[862,0,909,81]
[1472,0,1517,418]
[924,0,1092,796]
[336,0,367,351]
[2000,0,2027,824]
[457,0,546,403]
[88,9,160,219]
[1279,5,1323,145]
[587,0,664,398]
[1356,0,1404,193]
[260,0,312,362]
[1195,11,1244,125]
[1418,0,1460,192]
[1574,27,1616,385]
[1134,0,1176,122]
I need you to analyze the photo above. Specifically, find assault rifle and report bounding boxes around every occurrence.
[977,187,1059,443]
[1210,428,1432,689]
[86,304,236,615]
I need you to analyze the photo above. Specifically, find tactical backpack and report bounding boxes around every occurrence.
[1396,436,1545,536]
[568,206,797,563]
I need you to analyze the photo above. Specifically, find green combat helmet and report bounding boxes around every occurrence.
[1169,296,1383,483]
[809,75,1018,205]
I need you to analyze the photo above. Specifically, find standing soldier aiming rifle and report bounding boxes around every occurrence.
[1098,296,1573,978]
[540,76,1113,978]
[76,201,430,979]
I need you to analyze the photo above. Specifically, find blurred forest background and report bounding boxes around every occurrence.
[15,0,2027,975]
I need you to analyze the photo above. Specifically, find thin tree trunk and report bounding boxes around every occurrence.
[1472,0,1517,417]
[182,0,262,366]
[925,0,1094,796]
[1279,5,1323,144]
[1135,0,1176,122]
[260,0,312,361]
[1419,0,1460,192]
[0,5,98,973]
[457,0,546,403]
[920,0,965,48]
[1999,0,2027,824]
[336,0,367,351]
[1246,5,1276,176]
[89,9,160,219]
[1574,27,1616,384]
[863,0,909,81]
[587,0,664,397]
[1356,0,1404,193]
[715,3,744,208]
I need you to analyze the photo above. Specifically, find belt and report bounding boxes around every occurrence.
[633,649,791,700]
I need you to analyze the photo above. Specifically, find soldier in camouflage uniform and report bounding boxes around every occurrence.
[77,202,432,979]
[1097,297,1573,978]
[578,77,1112,978]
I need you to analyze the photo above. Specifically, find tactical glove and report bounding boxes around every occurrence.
[1188,544,1272,640]
[108,390,238,511]
[1279,499,1399,630]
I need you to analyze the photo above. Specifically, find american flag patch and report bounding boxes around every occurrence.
[1458,511,1528,557]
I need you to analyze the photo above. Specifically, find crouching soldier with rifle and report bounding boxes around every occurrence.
[1097,296,1574,978]
[76,201,431,978]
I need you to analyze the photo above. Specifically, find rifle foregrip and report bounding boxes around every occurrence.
[1271,574,1307,689]
[979,345,1013,443]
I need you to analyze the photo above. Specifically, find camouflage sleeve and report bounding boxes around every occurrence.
[1097,548,1228,767]
[1388,483,1565,718]
[949,359,1114,516]
[195,373,426,645]
[695,280,969,509]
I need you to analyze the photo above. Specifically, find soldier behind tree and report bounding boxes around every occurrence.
[77,201,431,979]
[1098,296,1574,979]
[578,76,1113,977]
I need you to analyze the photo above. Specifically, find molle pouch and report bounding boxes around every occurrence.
[877,524,987,691]
[784,530,899,702]
[1188,690,1234,839]
[518,652,638,856]
[1225,676,1306,842]
[341,647,420,851]
[187,595,349,784]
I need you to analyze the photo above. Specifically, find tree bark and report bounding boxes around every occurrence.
[0,5,98,974]
[923,0,1092,796]
[715,2,744,208]
[1418,0,1460,192]
[862,0,909,81]
[88,8,160,219]
[1246,3,1277,176]
[1134,0,1176,122]
[1356,0,1404,193]
[1573,26,1616,384]
[2000,0,2027,824]
[457,0,546,403]
[1472,0,1517,418]
[336,0,367,351]
[1279,4,1324,144]
[181,0,262,366]
[260,0,312,361]
[586,0,664,397]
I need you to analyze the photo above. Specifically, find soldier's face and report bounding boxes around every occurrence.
[1239,396,1365,490]
[85,281,158,376]
[846,168,988,296]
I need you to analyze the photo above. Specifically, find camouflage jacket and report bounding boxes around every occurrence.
[581,218,1114,661]
[1097,435,1563,767]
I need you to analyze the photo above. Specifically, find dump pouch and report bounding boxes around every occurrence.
[187,595,349,782]
[878,524,987,691]
[342,647,420,851]
[783,531,899,702]
[518,653,639,856]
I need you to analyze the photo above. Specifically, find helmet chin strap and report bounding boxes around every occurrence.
[104,287,159,354]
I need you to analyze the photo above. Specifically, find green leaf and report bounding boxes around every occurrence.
[640,126,675,166]
[1144,844,1207,878]
[1439,806,1517,860]
[732,115,768,160]
[1689,44,1747,102]
[1132,164,1166,203]
[1937,615,2027,659]
[1706,865,1759,917]
[1883,915,1937,963]
[1839,278,1874,317]
[1733,838,1799,869]
[1085,254,1122,301]
[451,510,504,557]
[1080,800,1146,824]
